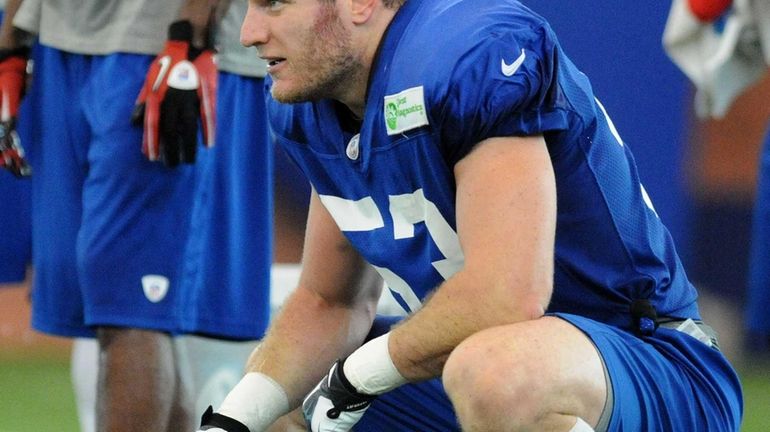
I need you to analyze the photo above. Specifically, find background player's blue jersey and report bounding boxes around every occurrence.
[266,0,699,330]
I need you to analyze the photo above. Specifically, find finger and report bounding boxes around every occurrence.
[143,95,162,161]
[160,95,181,167]
[179,92,199,164]
[198,81,215,147]
[194,53,217,148]
[130,103,146,126]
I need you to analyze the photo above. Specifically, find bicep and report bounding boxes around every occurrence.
[298,189,382,307]
[453,135,555,315]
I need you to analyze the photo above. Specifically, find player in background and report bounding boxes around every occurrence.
[664,0,770,354]
[197,0,743,431]
[3,1,103,429]
[4,0,246,430]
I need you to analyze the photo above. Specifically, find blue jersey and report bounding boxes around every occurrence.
[266,0,699,331]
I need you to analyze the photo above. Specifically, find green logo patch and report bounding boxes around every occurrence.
[383,86,429,136]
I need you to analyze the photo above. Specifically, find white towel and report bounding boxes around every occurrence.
[663,0,770,118]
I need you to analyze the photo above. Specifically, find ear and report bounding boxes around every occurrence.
[350,0,377,24]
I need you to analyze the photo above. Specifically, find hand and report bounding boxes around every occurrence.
[687,0,732,21]
[0,48,31,177]
[197,406,250,432]
[303,360,376,432]
[131,20,217,167]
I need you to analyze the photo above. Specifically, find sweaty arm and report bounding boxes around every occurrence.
[388,135,557,380]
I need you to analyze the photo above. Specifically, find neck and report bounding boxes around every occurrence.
[339,4,399,118]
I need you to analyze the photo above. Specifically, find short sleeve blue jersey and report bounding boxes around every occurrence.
[266,0,699,329]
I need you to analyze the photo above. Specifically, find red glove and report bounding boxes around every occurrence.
[131,20,217,167]
[687,0,733,22]
[0,48,31,177]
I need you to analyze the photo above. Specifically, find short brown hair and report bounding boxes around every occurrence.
[382,0,406,8]
[318,0,405,9]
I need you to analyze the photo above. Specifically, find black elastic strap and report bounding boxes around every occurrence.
[199,405,251,432]
[630,299,658,336]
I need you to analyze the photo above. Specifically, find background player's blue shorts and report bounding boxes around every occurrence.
[0,170,30,284]
[0,33,34,284]
[178,72,272,340]
[747,125,770,342]
[355,314,743,431]
[29,46,195,337]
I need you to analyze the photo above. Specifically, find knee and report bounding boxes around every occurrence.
[97,327,172,354]
[442,329,544,428]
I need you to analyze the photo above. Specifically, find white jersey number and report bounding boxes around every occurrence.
[319,189,465,312]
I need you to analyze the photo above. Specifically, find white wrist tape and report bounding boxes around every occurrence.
[217,372,290,432]
[343,332,408,395]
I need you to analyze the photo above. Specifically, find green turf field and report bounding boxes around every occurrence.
[0,355,80,431]
[738,360,770,432]
[0,354,768,431]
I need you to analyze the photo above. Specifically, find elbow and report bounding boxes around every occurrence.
[502,292,548,324]
[490,277,551,324]
[523,297,547,321]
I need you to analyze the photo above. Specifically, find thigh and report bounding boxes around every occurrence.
[358,316,604,431]
[29,46,93,337]
[445,315,607,429]
[77,53,195,333]
[357,378,460,432]
[558,313,743,432]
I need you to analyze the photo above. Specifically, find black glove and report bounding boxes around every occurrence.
[0,47,31,177]
[197,405,250,432]
[302,359,376,432]
[131,20,217,167]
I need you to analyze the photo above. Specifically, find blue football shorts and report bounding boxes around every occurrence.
[354,313,743,431]
[178,72,272,340]
[0,38,34,284]
[0,172,31,284]
[29,45,196,337]
[746,124,770,337]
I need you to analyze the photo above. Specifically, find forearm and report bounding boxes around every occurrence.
[178,0,218,47]
[0,0,27,49]
[388,267,547,381]
[384,137,555,382]
[246,284,377,407]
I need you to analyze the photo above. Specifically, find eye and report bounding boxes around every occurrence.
[266,0,286,11]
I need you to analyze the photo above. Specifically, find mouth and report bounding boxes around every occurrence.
[261,56,286,71]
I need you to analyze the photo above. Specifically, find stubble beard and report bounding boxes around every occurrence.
[271,3,363,104]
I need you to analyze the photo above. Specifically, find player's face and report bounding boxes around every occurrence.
[242,0,363,103]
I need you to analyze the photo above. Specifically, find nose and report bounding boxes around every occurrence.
[241,3,269,47]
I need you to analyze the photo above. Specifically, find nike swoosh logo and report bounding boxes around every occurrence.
[152,56,172,92]
[501,49,526,77]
